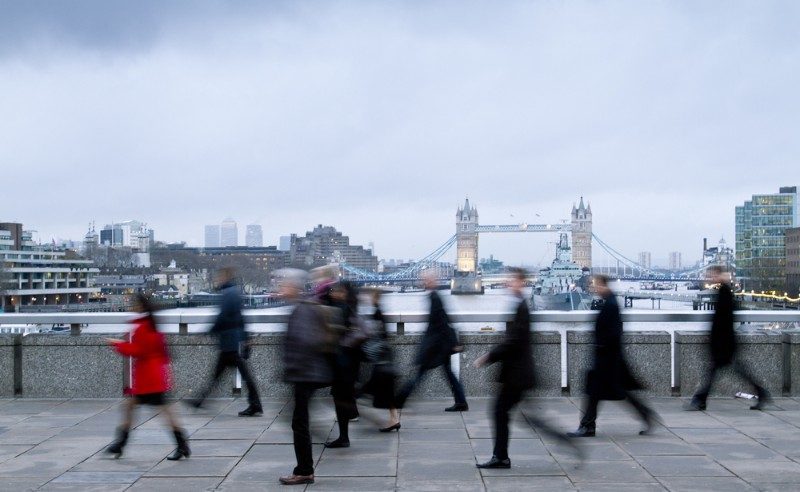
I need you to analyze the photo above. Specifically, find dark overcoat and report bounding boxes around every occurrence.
[416,291,458,369]
[487,297,535,390]
[283,301,334,385]
[210,282,246,353]
[710,283,737,366]
[586,294,642,400]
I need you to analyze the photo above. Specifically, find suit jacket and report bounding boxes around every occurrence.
[487,296,535,390]
[710,283,737,365]
[416,291,458,369]
[586,294,641,400]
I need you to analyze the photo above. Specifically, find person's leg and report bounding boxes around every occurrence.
[232,354,262,409]
[578,396,599,431]
[691,364,719,409]
[492,387,521,461]
[194,352,229,405]
[161,402,191,460]
[443,360,467,408]
[625,391,655,434]
[107,397,136,456]
[395,367,426,409]
[291,383,314,477]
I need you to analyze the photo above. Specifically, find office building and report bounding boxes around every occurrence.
[736,186,799,292]
[668,252,682,271]
[279,235,291,252]
[100,220,153,251]
[245,225,263,247]
[787,227,800,297]
[221,218,238,247]
[204,225,220,248]
[638,251,652,270]
[289,225,378,271]
[1,222,100,311]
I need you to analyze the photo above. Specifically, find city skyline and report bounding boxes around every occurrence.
[2,2,798,264]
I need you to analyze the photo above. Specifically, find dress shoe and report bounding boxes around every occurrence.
[445,403,469,412]
[379,423,401,433]
[751,391,772,411]
[238,405,263,417]
[324,438,350,448]
[476,456,511,469]
[183,398,203,410]
[279,474,314,485]
[683,400,706,411]
[566,426,595,438]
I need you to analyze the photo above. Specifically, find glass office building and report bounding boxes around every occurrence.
[735,187,798,292]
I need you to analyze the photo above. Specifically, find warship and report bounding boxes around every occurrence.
[531,233,592,311]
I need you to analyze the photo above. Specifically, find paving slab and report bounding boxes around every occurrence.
[657,476,757,492]
[636,455,733,477]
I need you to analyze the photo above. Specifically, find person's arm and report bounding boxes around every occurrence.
[111,322,148,358]
[487,302,526,364]
[211,289,235,333]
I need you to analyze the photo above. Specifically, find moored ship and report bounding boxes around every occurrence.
[531,233,592,311]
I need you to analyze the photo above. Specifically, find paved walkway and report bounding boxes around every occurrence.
[1,397,800,491]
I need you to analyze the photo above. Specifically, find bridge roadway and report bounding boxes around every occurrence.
[4,396,800,490]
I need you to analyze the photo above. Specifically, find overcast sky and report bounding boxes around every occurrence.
[2,1,798,267]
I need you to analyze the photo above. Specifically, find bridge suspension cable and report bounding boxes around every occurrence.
[339,234,457,281]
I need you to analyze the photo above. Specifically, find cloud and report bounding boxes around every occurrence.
[1,1,798,265]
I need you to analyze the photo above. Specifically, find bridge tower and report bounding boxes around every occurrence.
[456,198,479,273]
[571,197,592,270]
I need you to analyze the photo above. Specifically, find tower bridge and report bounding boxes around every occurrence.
[339,198,709,288]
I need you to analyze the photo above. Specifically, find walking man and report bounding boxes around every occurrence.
[396,271,467,411]
[568,275,655,437]
[277,269,334,486]
[187,267,263,416]
[685,266,771,411]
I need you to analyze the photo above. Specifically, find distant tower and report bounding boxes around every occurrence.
[456,198,479,273]
[571,197,592,269]
[220,218,238,247]
[83,222,98,256]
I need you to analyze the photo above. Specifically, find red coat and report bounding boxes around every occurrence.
[113,317,171,395]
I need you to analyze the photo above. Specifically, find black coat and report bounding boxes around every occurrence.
[415,291,458,369]
[283,301,334,385]
[210,282,246,353]
[586,294,641,400]
[487,297,535,390]
[710,283,737,366]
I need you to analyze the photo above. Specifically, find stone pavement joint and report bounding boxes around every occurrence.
[1,397,800,490]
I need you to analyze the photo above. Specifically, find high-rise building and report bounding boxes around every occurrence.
[289,225,378,271]
[245,225,263,247]
[638,251,652,270]
[100,221,153,250]
[736,186,799,292]
[220,218,238,247]
[668,252,682,271]
[204,225,220,248]
[786,227,800,297]
[571,197,592,269]
[279,236,291,251]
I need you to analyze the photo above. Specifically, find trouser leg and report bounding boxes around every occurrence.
[493,387,522,460]
[693,364,719,404]
[396,367,426,409]
[732,358,767,398]
[292,383,314,476]
[626,391,653,424]
[579,396,599,429]
[198,352,229,402]
[443,360,467,405]
[233,353,261,407]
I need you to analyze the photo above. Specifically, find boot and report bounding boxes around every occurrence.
[105,427,129,458]
[167,429,191,461]
[566,425,595,438]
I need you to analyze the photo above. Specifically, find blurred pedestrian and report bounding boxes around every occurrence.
[325,281,370,449]
[685,266,771,411]
[395,271,468,412]
[360,289,400,432]
[474,268,576,468]
[277,269,334,486]
[187,267,262,416]
[568,275,655,437]
[105,294,190,461]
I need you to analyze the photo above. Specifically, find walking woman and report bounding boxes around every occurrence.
[361,289,400,432]
[105,294,190,461]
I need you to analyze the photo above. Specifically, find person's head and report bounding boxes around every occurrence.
[132,293,158,328]
[591,274,612,297]
[330,282,347,303]
[706,265,727,284]
[421,270,437,290]
[274,268,307,300]
[506,267,527,294]
[216,267,236,287]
